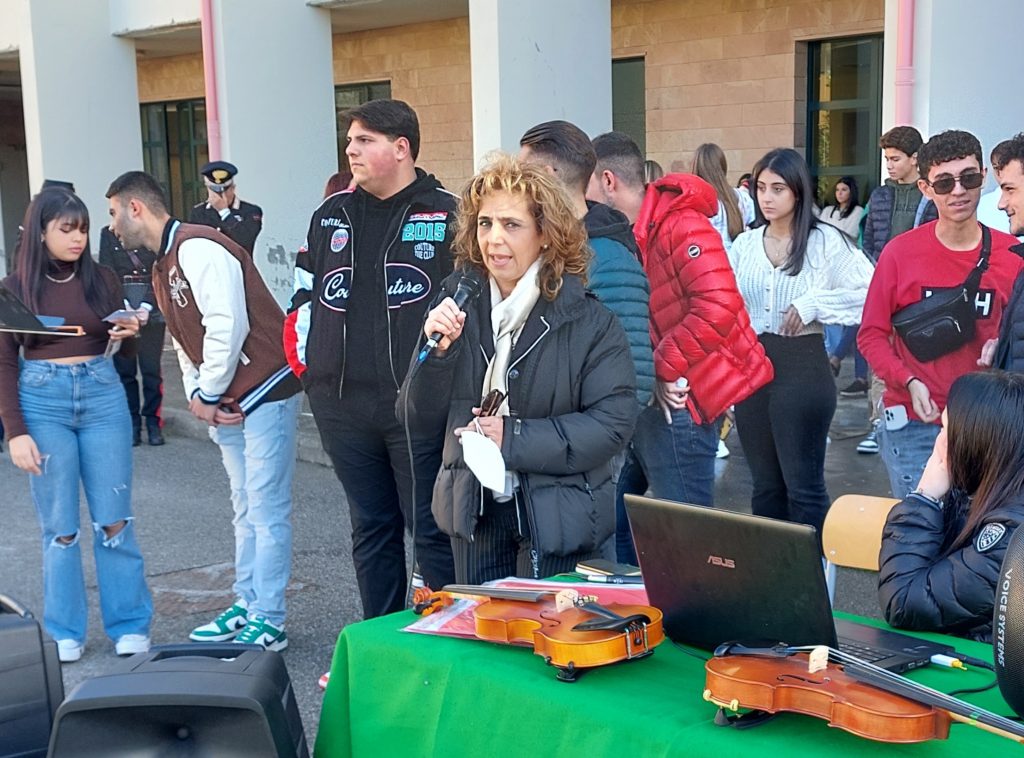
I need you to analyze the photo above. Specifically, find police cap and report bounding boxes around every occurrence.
[200,160,238,192]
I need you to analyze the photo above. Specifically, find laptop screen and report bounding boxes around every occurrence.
[624,495,838,650]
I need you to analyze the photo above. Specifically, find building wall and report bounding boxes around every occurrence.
[134,18,475,191]
[332,17,473,193]
[612,0,884,180]
[137,53,205,103]
[133,0,886,189]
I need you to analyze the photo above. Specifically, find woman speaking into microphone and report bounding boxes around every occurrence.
[399,155,638,584]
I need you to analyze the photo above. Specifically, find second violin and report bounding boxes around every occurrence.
[413,584,664,681]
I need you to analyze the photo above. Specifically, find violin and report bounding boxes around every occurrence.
[703,643,1024,744]
[413,584,664,681]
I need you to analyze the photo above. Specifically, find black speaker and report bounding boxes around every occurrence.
[0,593,63,758]
[995,528,1024,717]
[47,644,308,758]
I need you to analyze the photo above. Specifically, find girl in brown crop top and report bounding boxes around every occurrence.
[0,188,152,659]
[1,190,140,458]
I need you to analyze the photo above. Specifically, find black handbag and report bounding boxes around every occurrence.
[891,225,990,363]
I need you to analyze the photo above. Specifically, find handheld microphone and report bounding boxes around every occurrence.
[417,276,481,363]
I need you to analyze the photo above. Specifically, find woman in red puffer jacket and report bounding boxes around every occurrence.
[635,173,773,425]
[614,172,773,563]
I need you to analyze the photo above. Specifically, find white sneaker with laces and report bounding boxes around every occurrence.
[115,634,151,656]
[56,639,83,663]
[857,421,881,454]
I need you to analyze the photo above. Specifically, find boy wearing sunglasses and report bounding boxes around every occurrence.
[859,129,1024,500]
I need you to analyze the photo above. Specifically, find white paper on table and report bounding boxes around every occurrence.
[459,430,507,491]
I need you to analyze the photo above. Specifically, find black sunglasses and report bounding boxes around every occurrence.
[924,172,984,195]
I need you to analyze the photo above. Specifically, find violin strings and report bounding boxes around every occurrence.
[784,644,1023,735]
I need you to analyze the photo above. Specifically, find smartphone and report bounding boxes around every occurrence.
[575,559,642,577]
[884,404,909,431]
[103,308,137,322]
[479,389,506,417]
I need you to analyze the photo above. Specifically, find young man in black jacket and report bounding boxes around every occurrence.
[985,134,1024,372]
[286,100,456,619]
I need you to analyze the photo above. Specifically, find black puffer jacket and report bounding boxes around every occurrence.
[995,244,1024,372]
[862,181,938,262]
[878,493,1024,642]
[398,268,639,558]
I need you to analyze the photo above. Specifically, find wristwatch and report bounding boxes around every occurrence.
[910,489,943,509]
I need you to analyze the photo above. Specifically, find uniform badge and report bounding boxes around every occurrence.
[976,523,1007,552]
[687,245,701,258]
[330,228,350,253]
[414,242,435,260]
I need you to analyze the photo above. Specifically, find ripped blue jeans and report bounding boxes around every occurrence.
[19,357,152,644]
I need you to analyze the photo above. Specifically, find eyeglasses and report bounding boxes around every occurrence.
[924,172,984,195]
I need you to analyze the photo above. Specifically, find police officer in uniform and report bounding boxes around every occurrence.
[189,161,263,256]
[98,226,166,446]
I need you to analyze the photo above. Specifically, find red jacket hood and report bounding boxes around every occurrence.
[634,174,720,260]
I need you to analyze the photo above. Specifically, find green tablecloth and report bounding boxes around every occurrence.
[314,611,1014,756]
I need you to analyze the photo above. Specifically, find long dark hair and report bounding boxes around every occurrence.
[16,188,110,317]
[750,148,818,276]
[831,175,860,219]
[945,371,1024,553]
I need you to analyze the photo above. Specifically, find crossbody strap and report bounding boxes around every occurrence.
[124,248,146,272]
[962,225,991,298]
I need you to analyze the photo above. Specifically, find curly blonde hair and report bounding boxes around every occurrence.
[452,154,590,301]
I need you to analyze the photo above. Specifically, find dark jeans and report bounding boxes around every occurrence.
[734,333,836,537]
[833,324,868,381]
[308,390,455,619]
[615,404,718,564]
[114,318,165,426]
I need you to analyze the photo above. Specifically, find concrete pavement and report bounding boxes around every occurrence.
[0,347,893,745]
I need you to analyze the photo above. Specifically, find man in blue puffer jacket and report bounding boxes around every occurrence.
[519,121,655,407]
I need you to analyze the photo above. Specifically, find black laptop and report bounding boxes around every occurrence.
[624,495,954,672]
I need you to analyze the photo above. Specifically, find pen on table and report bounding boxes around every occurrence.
[582,574,644,585]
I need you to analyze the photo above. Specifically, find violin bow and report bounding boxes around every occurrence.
[435,585,649,632]
[716,642,1024,743]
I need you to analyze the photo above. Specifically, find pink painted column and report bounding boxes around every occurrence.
[894,0,916,125]
[200,0,222,160]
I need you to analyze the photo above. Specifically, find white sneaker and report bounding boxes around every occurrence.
[115,634,151,656]
[56,639,83,663]
[716,439,730,459]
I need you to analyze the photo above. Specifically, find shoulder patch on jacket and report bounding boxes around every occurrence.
[687,244,701,258]
[976,522,1007,552]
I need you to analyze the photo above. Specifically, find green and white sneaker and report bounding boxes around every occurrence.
[234,616,288,652]
[189,602,249,642]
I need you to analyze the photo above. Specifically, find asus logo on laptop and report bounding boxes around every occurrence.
[707,555,735,569]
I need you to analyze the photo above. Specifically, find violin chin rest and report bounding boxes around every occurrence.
[572,613,650,633]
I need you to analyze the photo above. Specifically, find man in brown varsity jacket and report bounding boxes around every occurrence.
[106,171,301,652]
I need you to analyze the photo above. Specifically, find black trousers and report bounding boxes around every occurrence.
[114,318,165,426]
[734,333,836,537]
[451,493,602,585]
[309,390,455,619]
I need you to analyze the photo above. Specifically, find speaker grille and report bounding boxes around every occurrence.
[995,529,1024,717]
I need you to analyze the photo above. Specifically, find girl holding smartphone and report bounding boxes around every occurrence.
[0,188,152,662]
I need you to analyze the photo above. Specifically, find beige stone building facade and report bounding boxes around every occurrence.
[2,0,1017,292]
[132,0,883,193]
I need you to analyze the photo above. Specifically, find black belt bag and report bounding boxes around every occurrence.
[891,225,990,363]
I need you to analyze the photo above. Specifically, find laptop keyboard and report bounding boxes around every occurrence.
[837,639,890,663]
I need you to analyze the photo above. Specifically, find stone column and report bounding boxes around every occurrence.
[468,0,613,164]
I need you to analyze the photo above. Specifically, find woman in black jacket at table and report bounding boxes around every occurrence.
[398,155,638,584]
[878,370,1024,642]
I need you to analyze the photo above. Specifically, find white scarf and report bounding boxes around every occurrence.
[481,259,542,409]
